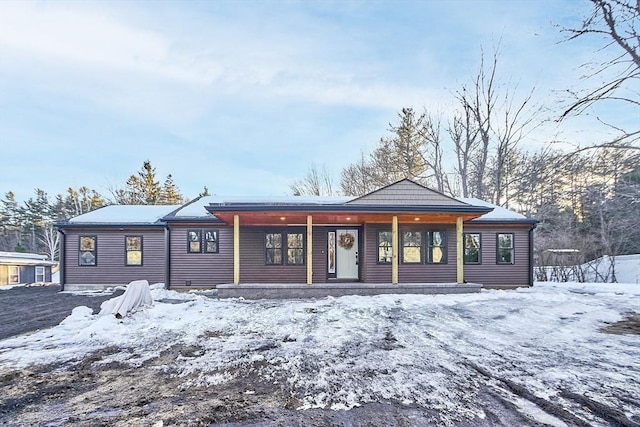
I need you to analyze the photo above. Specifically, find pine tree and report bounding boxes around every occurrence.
[160,174,184,204]
[0,192,22,252]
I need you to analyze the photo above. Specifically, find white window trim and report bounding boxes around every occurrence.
[35,266,45,282]
[8,266,20,284]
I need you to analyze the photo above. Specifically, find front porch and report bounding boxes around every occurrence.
[216,282,482,299]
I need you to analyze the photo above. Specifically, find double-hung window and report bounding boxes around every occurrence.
[35,266,45,282]
[8,266,19,284]
[188,230,202,253]
[402,231,422,263]
[463,233,481,264]
[79,236,97,266]
[427,231,447,264]
[265,232,304,265]
[125,236,143,266]
[497,233,514,264]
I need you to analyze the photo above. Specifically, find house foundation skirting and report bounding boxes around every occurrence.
[217,282,482,299]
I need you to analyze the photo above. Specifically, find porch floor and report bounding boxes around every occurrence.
[216,282,482,299]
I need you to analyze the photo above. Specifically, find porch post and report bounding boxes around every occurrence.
[456,216,464,284]
[234,214,240,285]
[392,215,399,284]
[307,215,313,285]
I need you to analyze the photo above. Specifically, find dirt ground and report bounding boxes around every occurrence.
[1,286,638,426]
[1,313,638,427]
[0,344,552,427]
[0,285,121,340]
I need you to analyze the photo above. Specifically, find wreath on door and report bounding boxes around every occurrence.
[339,232,355,250]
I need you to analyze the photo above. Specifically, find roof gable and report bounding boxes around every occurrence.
[347,179,468,206]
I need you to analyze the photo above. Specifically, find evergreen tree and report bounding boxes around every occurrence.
[199,186,211,197]
[160,174,184,204]
[112,160,184,205]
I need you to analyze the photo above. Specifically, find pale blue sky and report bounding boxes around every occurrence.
[0,0,632,201]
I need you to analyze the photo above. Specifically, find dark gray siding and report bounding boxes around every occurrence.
[463,224,532,288]
[63,227,166,286]
[364,224,457,283]
[169,225,233,289]
[363,223,531,287]
[239,227,307,283]
[311,227,328,284]
[347,180,466,206]
[0,265,52,285]
[170,225,329,288]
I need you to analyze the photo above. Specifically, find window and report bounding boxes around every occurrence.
[265,233,282,264]
[378,231,392,263]
[287,233,304,265]
[35,266,45,282]
[427,231,447,264]
[497,233,514,264]
[265,232,304,265]
[464,233,481,264]
[8,266,19,284]
[187,230,201,253]
[188,229,219,253]
[204,229,219,253]
[79,236,97,266]
[125,236,143,266]
[402,231,422,263]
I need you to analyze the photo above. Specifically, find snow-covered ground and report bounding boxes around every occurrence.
[0,281,638,425]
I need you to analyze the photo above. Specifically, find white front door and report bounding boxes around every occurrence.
[336,229,359,280]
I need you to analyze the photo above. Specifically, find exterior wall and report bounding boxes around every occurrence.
[463,224,532,289]
[169,224,234,289]
[311,227,328,284]
[63,227,166,289]
[0,265,52,285]
[363,222,532,287]
[364,224,457,283]
[170,225,329,288]
[239,226,307,284]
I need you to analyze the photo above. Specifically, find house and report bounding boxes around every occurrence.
[0,251,56,286]
[58,180,537,296]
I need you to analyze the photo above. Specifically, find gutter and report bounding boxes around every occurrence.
[58,228,66,291]
[164,225,171,290]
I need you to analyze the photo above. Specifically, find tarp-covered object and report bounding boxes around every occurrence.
[99,279,153,317]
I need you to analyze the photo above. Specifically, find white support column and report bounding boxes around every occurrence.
[392,215,399,284]
[234,215,240,285]
[307,215,313,285]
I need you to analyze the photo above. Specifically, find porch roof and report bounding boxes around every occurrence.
[205,203,493,225]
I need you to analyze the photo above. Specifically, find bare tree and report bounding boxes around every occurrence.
[291,164,337,196]
[560,0,640,150]
[453,48,541,205]
[38,224,60,261]
[448,95,479,198]
[340,152,379,196]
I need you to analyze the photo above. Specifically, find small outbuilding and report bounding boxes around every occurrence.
[0,252,56,286]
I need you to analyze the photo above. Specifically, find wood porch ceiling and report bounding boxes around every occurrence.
[210,211,484,226]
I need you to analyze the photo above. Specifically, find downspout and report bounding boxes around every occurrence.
[164,225,171,290]
[529,223,537,287]
[58,228,66,291]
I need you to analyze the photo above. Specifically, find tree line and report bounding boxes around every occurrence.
[0,160,200,259]
[291,0,640,280]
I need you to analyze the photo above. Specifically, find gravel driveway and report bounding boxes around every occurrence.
[0,285,120,340]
